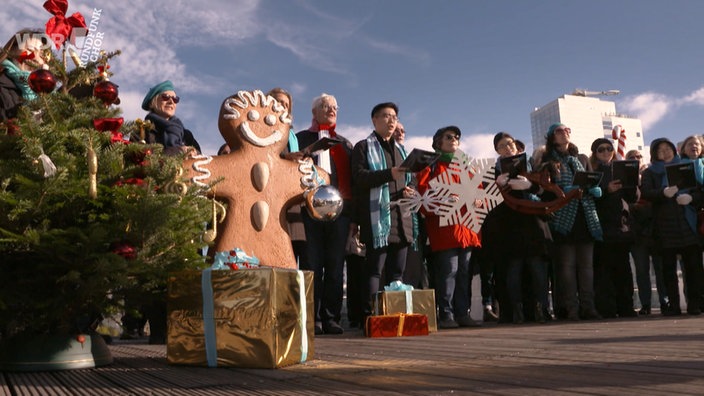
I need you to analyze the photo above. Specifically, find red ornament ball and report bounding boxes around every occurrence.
[93,81,119,105]
[110,241,137,260]
[28,69,57,94]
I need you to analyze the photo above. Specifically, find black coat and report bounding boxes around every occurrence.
[594,163,636,243]
[350,132,414,247]
[0,72,22,122]
[641,163,700,249]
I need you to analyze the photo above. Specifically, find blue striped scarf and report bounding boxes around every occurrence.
[366,133,414,248]
[549,151,603,241]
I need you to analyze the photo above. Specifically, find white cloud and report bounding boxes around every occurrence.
[619,92,673,131]
[681,86,704,106]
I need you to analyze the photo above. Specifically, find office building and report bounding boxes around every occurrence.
[530,91,645,158]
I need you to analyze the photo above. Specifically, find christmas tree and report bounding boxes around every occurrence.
[0,49,211,338]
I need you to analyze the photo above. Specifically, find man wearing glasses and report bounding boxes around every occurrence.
[296,93,354,335]
[350,102,416,322]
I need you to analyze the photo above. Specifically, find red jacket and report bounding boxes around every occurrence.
[416,160,481,252]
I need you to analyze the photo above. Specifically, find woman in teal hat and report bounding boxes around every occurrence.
[142,80,200,155]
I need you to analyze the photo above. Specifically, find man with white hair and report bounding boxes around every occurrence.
[296,93,354,335]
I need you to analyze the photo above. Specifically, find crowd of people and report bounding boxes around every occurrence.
[3,28,700,336]
[203,86,701,334]
[144,83,704,334]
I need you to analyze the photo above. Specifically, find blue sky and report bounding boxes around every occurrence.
[5,0,704,160]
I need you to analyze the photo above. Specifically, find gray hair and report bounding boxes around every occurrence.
[311,93,336,111]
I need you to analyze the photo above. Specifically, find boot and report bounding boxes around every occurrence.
[512,303,524,324]
[535,302,546,324]
[483,304,499,322]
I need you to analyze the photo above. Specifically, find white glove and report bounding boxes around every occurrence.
[496,173,509,187]
[507,175,532,191]
[676,193,693,205]
[663,186,679,198]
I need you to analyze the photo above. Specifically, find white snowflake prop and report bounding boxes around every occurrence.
[397,150,503,233]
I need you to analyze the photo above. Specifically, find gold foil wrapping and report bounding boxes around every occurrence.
[167,268,314,368]
[373,290,437,332]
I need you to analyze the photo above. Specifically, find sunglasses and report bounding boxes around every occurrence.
[627,155,642,160]
[597,146,614,153]
[554,127,571,134]
[444,134,460,141]
[160,94,180,104]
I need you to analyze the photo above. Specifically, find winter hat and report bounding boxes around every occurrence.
[590,138,613,153]
[141,80,175,111]
[432,125,461,150]
[493,132,514,150]
[649,137,677,162]
[547,123,566,136]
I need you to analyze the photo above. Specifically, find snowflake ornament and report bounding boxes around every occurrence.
[397,150,503,233]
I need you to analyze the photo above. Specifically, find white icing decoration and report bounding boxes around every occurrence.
[264,114,276,126]
[190,154,214,188]
[248,110,260,121]
[222,98,241,120]
[240,121,283,147]
[298,158,324,189]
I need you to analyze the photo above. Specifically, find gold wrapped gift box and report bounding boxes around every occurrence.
[167,268,314,368]
[373,289,437,332]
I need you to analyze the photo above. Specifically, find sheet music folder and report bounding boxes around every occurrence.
[399,148,441,173]
[666,162,697,190]
[499,153,527,178]
[301,136,344,155]
[611,160,639,189]
[573,171,603,189]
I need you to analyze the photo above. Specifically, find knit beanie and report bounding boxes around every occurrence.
[590,138,613,153]
[432,126,461,151]
[141,80,175,111]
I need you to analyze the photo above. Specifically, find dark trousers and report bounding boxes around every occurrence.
[345,253,367,324]
[594,241,635,317]
[364,242,409,316]
[301,211,350,325]
[662,244,704,312]
[630,242,668,308]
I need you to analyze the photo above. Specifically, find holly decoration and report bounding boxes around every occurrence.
[28,69,57,94]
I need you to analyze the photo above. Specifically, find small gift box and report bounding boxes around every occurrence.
[373,284,437,332]
[167,267,313,368]
[365,313,429,338]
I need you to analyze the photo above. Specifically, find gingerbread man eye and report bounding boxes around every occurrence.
[264,115,277,126]
[247,110,260,121]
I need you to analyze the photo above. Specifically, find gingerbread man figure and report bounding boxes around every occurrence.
[183,90,328,269]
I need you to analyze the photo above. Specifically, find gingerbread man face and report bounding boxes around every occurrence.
[218,91,292,153]
[185,90,328,269]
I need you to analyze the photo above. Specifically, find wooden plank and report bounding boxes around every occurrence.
[2,316,703,395]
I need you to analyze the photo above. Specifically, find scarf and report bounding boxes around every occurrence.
[437,151,454,163]
[287,128,299,152]
[366,132,415,248]
[549,150,603,241]
[650,158,698,233]
[2,60,37,101]
[310,121,352,200]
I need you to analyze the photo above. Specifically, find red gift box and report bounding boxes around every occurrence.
[365,313,429,338]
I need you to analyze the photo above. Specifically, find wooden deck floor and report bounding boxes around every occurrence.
[2,314,703,395]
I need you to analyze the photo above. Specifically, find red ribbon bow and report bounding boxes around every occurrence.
[44,0,87,49]
[18,51,36,63]
[94,117,127,144]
